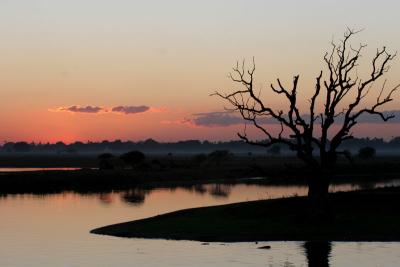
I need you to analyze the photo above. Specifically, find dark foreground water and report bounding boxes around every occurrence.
[1,182,400,266]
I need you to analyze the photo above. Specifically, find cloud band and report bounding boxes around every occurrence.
[50,105,153,115]
[185,110,400,127]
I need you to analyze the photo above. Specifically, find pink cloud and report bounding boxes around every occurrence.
[50,106,105,113]
[111,106,150,114]
[49,105,166,115]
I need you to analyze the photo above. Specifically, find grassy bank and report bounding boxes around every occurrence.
[91,187,400,242]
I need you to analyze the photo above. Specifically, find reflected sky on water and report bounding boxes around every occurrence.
[1,182,400,266]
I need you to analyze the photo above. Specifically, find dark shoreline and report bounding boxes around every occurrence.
[91,187,400,242]
[1,155,400,194]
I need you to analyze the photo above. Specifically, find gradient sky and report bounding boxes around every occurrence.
[1,0,400,143]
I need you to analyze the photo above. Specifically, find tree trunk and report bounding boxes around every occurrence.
[304,241,332,267]
[307,173,333,223]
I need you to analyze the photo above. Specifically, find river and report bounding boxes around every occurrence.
[1,182,400,266]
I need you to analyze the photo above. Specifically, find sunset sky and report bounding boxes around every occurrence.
[1,0,400,143]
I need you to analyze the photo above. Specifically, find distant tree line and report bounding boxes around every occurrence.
[1,137,400,154]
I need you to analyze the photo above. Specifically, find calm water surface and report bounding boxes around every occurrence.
[1,182,400,267]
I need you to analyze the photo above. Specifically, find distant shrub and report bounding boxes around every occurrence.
[98,153,115,170]
[151,159,165,170]
[192,153,208,164]
[120,151,146,168]
[342,150,354,164]
[358,146,376,159]
[136,162,152,171]
[268,145,281,156]
[98,153,114,159]
[208,150,232,166]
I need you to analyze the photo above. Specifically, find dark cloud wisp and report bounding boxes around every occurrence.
[189,110,400,127]
[112,106,150,114]
[60,105,104,113]
[51,105,152,115]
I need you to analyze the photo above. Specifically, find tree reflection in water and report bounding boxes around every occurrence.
[193,184,207,194]
[98,193,114,205]
[209,184,231,198]
[304,241,332,267]
[121,189,147,206]
[113,183,234,206]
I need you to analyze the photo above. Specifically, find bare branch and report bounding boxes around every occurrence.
[214,29,398,169]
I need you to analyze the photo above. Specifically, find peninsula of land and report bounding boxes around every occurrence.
[91,187,400,242]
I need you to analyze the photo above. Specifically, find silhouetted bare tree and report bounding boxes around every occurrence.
[214,29,399,219]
